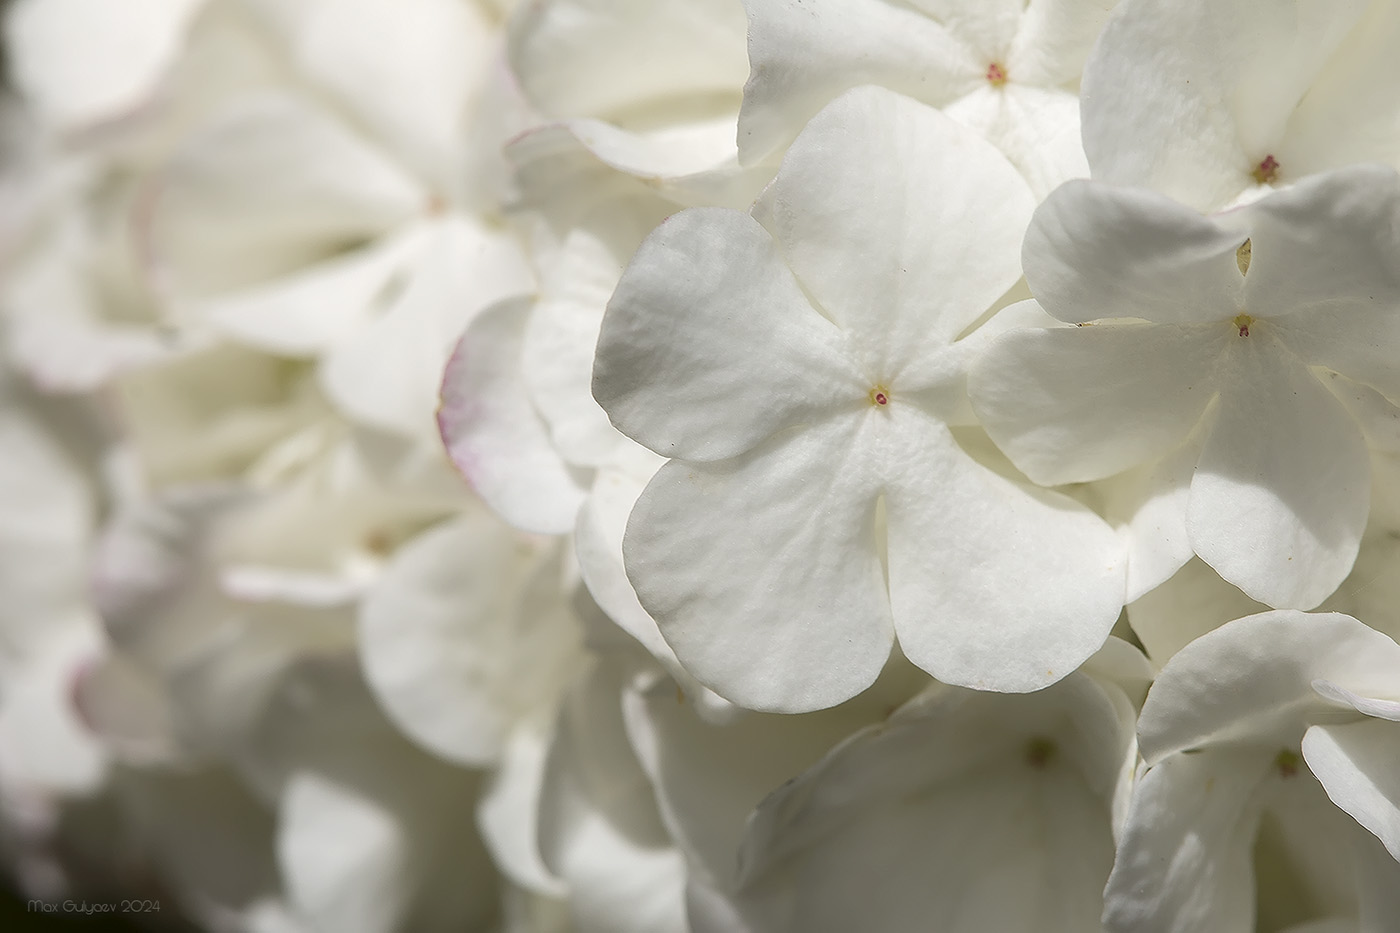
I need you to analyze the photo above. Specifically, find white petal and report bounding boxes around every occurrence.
[1137,610,1400,764]
[621,674,884,889]
[439,298,588,535]
[1023,180,1245,326]
[320,217,531,436]
[594,207,865,463]
[6,0,205,130]
[267,0,491,186]
[1126,557,1268,666]
[1080,0,1371,210]
[624,414,892,713]
[1100,426,1205,603]
[1241,166,1400,320]
[1303,720,1400,862]
[1103,749,1273,933]
[884,405,1125,692]
[508,0,748,122]
[1189,341,1370,609]
[538,663,688,933]
[358,514,580,766]
[197,229,423,356]
[970,322,1222,486]
[150,93,425,301]
[739,0,982,164]
[759,86,1032,368]
[736,675,1126,933]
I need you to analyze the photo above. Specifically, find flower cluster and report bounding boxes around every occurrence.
[2,0,1400,930]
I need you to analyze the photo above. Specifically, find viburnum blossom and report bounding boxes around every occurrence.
[595,86,1125,711]
[741,0,1119,194]
[11,0,1400,929]
[1105,611,1400,931]
[972,165,1400,609]
[1082,0,1400,210]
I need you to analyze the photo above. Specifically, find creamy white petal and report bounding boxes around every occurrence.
[759,86,1032,370]
[594,207,866,463]
[6,0,205,130]
[1303,720,1400,861]
[358,514,580,766]
[740,0,983,164]
[971,322,1222,486]
[883,404,1125,692]
[1189,340,1370,609]
[624,414,891,713]
[1137,610,1400,763]
[439,298,588,535]
[1022,180,1245,326]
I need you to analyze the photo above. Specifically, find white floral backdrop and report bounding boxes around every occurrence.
[2,1,1399,931]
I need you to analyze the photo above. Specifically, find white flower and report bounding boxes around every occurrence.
[971,165,1400,609]
[1104,611,1400,931]
[594,86,1125,712]
[1082,0,1400,211]
[5,0,208,133]
[357,502,585,767]
[728,644,1144,933]
[740,0,1118,195]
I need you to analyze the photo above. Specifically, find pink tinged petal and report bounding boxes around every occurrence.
[523,215,657,469]
[1136,610,1400,764]
[593,208,865,463]
[970,322,1223,486]
[739,0,984,164]
[319,217,531,436]
[439,297,588,536]
[357,514,579,767]
[508,0,748,122]
[883,406,1125,693]
[759,86,1033,370]
[1303,720,1400,862]
[1188,342,1370,609]
[149,94,426,301]
[6,0,206,131]
[1103,748,1274,933]
[1023,180,1246,325]
[623,414,892,713]
[1241,165,1400,319]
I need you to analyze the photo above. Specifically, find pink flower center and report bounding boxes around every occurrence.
[986,62,1008,87]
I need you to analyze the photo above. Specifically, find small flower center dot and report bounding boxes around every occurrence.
[986,62,1008,87]
[1252,155,1280,185]
[1275,748,1301,778]
[1233,313,1254,337]
[870,387,890,407]
[1025,737,1057,770]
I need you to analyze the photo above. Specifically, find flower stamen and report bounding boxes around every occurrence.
[986,62,1008,87]
[1252,155,1280,185]
[1233,313,1254,337]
